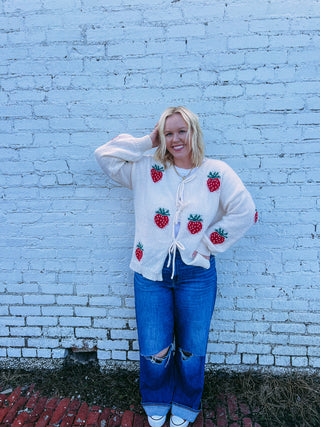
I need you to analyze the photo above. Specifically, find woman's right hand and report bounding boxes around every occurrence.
[150,123,160,148]
[192,251,210,260]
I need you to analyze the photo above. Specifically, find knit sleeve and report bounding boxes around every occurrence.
[198,163,256,256]
[94,134,153,189]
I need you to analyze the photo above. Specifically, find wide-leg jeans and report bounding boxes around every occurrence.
[134,251,217,423]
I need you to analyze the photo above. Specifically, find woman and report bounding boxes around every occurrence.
[95,106,256,427]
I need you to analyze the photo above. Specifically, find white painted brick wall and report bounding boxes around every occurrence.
[1,0,319,371]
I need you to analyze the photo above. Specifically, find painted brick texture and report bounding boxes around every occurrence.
[0,0,319,370]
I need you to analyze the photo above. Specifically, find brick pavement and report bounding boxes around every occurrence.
[0,385,262,427]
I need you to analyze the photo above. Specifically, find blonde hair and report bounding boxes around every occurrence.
[154,106,204,169]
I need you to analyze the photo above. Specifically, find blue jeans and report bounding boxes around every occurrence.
[134,251,217,422]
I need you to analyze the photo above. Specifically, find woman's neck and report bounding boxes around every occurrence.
[173,159,193,169]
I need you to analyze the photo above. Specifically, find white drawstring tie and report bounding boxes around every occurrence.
[167,240,185,279]
[166,177,192,279]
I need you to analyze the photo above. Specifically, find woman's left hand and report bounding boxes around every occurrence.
[192,251,210,260]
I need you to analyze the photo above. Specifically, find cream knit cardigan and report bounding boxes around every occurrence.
[95,134,256,281]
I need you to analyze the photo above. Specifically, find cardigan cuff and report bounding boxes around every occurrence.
[136,135,153,152]
[196,239,211,257]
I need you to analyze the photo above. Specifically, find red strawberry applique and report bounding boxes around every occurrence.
[254,209,258,223]
[135,242,144,261]
[151,164,164,183]
[154,208,170,228]
[207,171,221,192]
[210,228,228,244]
[187,214,203,234]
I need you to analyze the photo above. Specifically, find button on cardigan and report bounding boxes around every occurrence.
[95,134,256,281]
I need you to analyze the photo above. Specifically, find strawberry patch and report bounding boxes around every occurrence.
[151,164,164,183]
[187,214,203,234]
[210,228,228,244]
[154,208,170,228]
[207,171,221,192]
[135,242,144,261]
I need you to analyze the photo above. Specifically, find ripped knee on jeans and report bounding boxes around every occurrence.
[145,345,171,364]
[179,348,193,360]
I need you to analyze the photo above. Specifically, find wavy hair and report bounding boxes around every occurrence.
[154,106,204,169]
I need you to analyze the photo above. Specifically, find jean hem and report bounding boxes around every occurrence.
[171,402,201,423]
[142,403,171,417]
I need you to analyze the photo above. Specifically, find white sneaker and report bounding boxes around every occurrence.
[170,415,189,427]
[148,415,166,427]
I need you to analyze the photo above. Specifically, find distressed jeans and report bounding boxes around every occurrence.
[134,251,217,422]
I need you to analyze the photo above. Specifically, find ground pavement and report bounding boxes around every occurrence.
[0,385,262,427]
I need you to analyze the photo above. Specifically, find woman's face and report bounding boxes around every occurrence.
[164,113,193,168]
